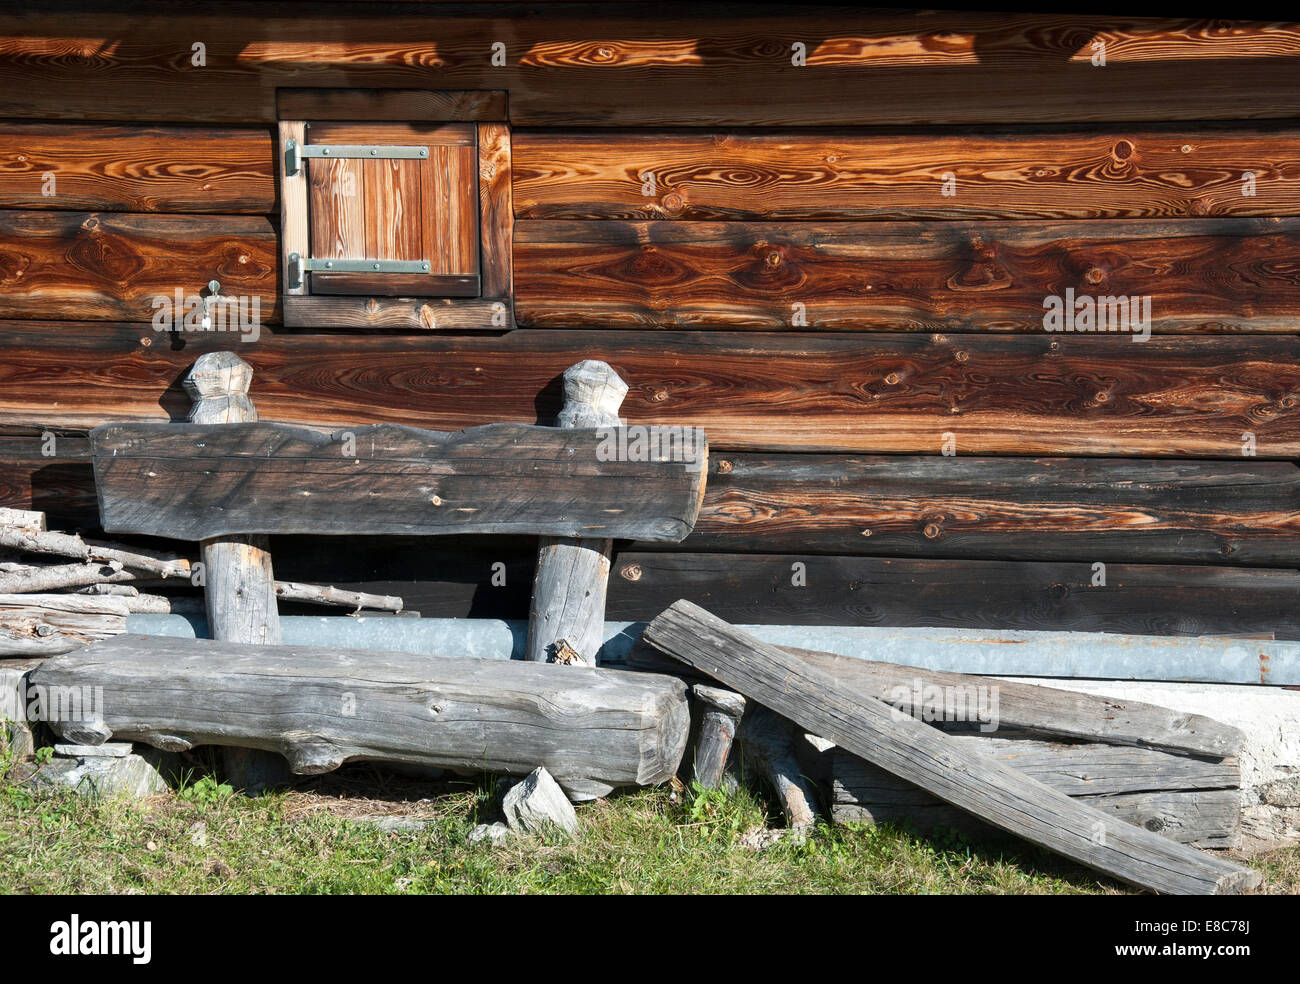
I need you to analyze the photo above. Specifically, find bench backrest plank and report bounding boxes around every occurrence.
[90,419,707,541]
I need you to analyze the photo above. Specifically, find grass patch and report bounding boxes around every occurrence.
[0,763,1293,895]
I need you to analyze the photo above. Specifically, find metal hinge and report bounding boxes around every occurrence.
[284,138,429,176]
[287,253,431,290]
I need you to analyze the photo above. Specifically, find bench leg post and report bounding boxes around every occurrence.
[185,352,289,793]
[525,360,628,666]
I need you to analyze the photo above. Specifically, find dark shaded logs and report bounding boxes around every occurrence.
[0,8,1298,126]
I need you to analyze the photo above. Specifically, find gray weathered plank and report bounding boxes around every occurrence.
[641,601,1260,895]
[831,740,1241,848]
[90,419,707,542]
[30,633,691,802]
[627,642,1244,759]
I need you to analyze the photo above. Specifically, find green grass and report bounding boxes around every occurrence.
[3,760,1292,895]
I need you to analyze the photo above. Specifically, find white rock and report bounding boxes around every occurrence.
[501,767,581,839]
[466,822,512,847]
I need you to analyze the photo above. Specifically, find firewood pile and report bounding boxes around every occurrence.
[0,506,405,658]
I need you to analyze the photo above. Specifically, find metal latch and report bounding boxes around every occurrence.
[284,139,429,176]
[287,253,431,290]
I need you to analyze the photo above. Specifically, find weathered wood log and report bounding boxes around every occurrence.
[0,593,128,656]
[0,527,190,578]
[629,640,1244,759]
[0,560,122,594]
[513,127,1300,222]
[641,601,1260,894]
[0,507,44,532]
[691,684,745,790]
[515,218,1300,332]
[185,352,285,792]
[29,634,691,801]
[91,419,707,543]
[680,455,1300,566]
[5,324,1299,458]
[737,704,820,829]
[831,743,1241,849]
[273,582,403,614]
[527,361,627,664]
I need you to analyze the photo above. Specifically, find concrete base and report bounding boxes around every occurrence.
[1004,678,1300,850]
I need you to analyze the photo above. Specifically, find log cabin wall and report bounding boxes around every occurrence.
[1,2,1299,641]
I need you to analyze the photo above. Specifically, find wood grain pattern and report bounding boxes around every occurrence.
[2,326,1296,458]
[277,88,507,122]
[304,122,479,296]
[680,456,1300,565]
[279,121,309,297]
[513,126,1300,220]
[90,421,707,541]
[281,296,510,330]
[478,122,513,300]
[0,212,276,322]
[31,633,691,800]
[514,218,1300,331]
[1,10,1299,126]
[0,122,274,213]
[641,601,1261,894]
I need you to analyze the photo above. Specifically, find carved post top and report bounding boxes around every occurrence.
[693,684,746,719]
[557,360,627,430]
[184,351,258,425]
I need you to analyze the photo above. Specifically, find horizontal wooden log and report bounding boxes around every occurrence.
[0,122,275,213]
[0,212,277,322]
[91,421,707,541]
[1,10,1299,125]
[0,592,127,656]
[641,601,1261,894]
[1,325,1295,457]
[683,456,1300,565]
[13,428,1300,564]
[609,554,1300,638]
[513,126,1300,220]
[276,88,507,122]
[0,507,44,531]
[831,743,1241,849]
[514,218,1300,331]
[30,633,692,800]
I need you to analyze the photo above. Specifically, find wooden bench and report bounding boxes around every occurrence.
[84,350,707,792]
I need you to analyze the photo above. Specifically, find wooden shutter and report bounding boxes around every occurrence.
[305,123,479,297]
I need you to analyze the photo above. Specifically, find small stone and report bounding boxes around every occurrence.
[738,825,787,851]
[350,816,432,835]
[501,766,581,839]
[189,820,208,847]
[28,748,176,799]
[466,822,512,847]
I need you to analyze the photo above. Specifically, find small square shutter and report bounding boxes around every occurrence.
[306,123,480,297]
